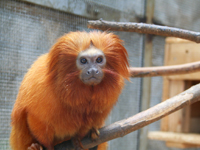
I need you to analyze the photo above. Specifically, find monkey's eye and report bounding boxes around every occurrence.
[80,58,87,64]
[96,57,103,63]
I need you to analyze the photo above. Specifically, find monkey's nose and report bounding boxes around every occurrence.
[87,68,99,75]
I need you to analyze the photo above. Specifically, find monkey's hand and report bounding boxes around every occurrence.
[27,143,43,150]
[90,128,100,140]
[71,137,84,150]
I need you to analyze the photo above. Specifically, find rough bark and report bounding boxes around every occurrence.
[129,61,200,77]
[87,19,200,43]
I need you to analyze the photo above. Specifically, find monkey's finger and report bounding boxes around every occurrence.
[91,128,100,140]
[27,143,43,150]
[71,137,84,150]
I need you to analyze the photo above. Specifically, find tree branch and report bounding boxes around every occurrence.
[87,19,200,43]
[54,83,200,150]
[129,61,200,77]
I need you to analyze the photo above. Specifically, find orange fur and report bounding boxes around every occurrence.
[10,31,129,150]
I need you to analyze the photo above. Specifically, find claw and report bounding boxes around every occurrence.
[91,128,100,140]
[72,137,84,150]
[27,143,43,150]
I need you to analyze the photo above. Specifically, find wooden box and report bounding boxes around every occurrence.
[148,37,200,148]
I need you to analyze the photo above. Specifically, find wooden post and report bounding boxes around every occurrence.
[139,1,154,150]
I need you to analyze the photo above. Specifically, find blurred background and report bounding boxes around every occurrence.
[1,0,200,150]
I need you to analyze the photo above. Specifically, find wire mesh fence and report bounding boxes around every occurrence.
[0,0,143,149]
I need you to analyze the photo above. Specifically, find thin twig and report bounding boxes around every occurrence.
[129,61,200,77]
[54,83,200,150]
[87,19,200,43]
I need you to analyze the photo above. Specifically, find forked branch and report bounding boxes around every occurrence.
[87,19,200,43]
[54,83,200,150]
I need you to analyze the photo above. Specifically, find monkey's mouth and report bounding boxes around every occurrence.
[88,76,99,82]
[89,76,97,80]
[83,76,102,85]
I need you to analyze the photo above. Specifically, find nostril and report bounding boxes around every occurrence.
[96,70,99,74]
[87,71,90,75]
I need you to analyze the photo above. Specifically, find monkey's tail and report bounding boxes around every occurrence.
[97,142,108,150]
[10,108,35,150]
[87,142,107,150]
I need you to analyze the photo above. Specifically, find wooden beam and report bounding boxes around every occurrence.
[148,131,200,147]
[139,1,155,150]
[160,77,170,131]
[168,80,184,132]
[166,142,199,149]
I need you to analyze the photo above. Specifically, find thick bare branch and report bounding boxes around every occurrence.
[87,19,200,43]
[129,61,200,77]
[54,83,200,150]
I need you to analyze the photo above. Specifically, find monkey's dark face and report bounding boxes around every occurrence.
[76,46,106,86]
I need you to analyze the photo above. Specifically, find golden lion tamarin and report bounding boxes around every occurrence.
[10,31,129,150]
